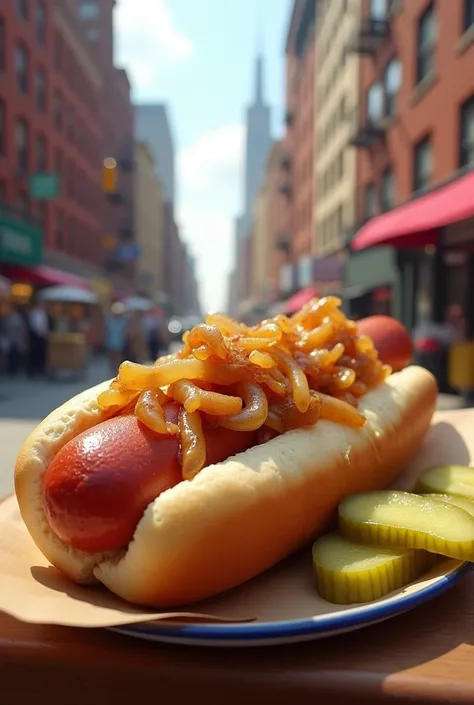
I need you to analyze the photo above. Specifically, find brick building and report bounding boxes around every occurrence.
[346,0,474,329]
[0,0,105,291]
[279,0,316,302]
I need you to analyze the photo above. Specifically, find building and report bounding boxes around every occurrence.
[264,140,291,303]
[0,0,106,296]
[313,0,359,294]
[281,0,317,300]
[135,104,176,205]
[76,0,136,295]
[346,0,474,331]
[133,141,164,299]
[251,184,269,304]
[228,53,272,316]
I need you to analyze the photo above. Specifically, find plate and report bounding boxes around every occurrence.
[110,560,471,647]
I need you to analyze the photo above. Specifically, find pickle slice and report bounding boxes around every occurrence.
[422,493,474,516]
[414,464,474,500]
[338,490,474,561]
[312,532,435,605]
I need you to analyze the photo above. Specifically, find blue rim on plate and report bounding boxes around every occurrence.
[110,561,472,645]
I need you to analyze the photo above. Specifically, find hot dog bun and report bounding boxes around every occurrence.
[15,365,437,608]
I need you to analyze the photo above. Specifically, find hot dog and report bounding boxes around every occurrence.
[14,299,438,608]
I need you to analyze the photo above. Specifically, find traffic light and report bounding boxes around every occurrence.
[102,157,117,193]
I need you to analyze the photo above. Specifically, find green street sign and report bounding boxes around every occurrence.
[29,172,60,200]
[0,214,43,265]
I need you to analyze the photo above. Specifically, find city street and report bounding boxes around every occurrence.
[0,361,464,500]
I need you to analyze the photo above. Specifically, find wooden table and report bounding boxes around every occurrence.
[0,563,473,704]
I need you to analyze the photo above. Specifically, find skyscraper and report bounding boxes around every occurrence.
[228,53,272,314]
[135,104,176,206]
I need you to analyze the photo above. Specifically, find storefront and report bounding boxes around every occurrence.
[342,247,403,321]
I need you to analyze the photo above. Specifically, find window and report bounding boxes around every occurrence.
[35,68,46,112]
[16,119,29,173]
[18,192,29,213]
[37,202,46,225]
[367,83,384,124]
[0,17,5,73]
[0,100,5,155]
[78,1,100,19]
[36,134,47,171]
[381,168,395,211]
[413,135,432,192]
[55,149,63,193]
[460,96,474,167]
[35,2,46,44]
[15,42,29,94]
[15,0,28,20]
[85,27,100,41]
[416,3,436,84]
[465,0,474,32]
[370,0,388,19]
[384,58,402,117]
[364,184,377,219]
[54,91,62,130]
[0,180,5,203]
[55,210,63,249]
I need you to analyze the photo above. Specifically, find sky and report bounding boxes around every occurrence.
[114,0,292,314]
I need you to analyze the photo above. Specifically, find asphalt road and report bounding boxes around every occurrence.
[0,360,464,500]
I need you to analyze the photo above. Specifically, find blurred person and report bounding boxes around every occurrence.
[142,310,164,361]
[105,302,128,375]
[127,311,147,363]
[5,306,27,376]
[27,299,49,377]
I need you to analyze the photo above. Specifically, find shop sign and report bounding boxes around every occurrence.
[0,215,42,266]
[116,243,141,262]
[29,173,60,201]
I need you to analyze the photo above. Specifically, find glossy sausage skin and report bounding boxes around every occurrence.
[43,402,256,554]
[356,315,413,372]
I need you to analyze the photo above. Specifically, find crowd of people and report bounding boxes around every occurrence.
[0,300,50,378]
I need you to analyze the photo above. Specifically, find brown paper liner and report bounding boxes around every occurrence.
[0,409,471,629]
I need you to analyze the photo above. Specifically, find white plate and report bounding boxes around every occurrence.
[110,560,471,647]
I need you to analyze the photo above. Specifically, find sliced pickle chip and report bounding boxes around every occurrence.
[338,490,474,561]
[421,493,474,516]
[414,464,474,500]
[312,532,436,605]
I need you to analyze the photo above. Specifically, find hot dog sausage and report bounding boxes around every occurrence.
[356,316,413,372]
[43,402,256,553]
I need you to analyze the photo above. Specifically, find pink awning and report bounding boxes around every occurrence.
[352,170,474,251]
[5,265,90,290]
[284,287,319,314]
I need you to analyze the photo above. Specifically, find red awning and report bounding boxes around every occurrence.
[284,287,319,314]
[352,170,474,251]
[5,265,90,290]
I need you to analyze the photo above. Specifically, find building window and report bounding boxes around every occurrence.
[54,91,62,130]
[367,83,384,124]
[465,0,474,32]
[15,0,28,20]
[36,134,47,171]
[85,27,100,41]
[0,180,5,203]
[364,183,377,219]
[55,210,63,249]
[413,135,432,192]
[15,42,29,94]
[381,168,395,211]
[416,2,436,85]
[16,119,29,173]
[18,191,29,213]
[0,100,5,156]
[35,2,46,44]
[78,1,100,19]
[35,68,46,112]
[37,202,46,225]
[370,0,388,19]
[0,17,5,73]
[384,58,402,117]
[460,95,474,167]
[55,149,63,193]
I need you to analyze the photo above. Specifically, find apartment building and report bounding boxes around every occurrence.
[346,0,474,328]
[133,141,164,300]
[313,0,360,295]
[0,0,105,292]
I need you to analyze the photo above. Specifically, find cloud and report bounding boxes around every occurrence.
[177,124,245,313]
[115,0,194,96]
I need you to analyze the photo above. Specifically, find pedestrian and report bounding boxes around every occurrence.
[105,302,129,376]
[27,299,49,377]
[142,310,163,362]
[5,305,27,376]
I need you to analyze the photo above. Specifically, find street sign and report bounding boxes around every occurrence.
[0,214,43,265]
[29,173,60,200]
